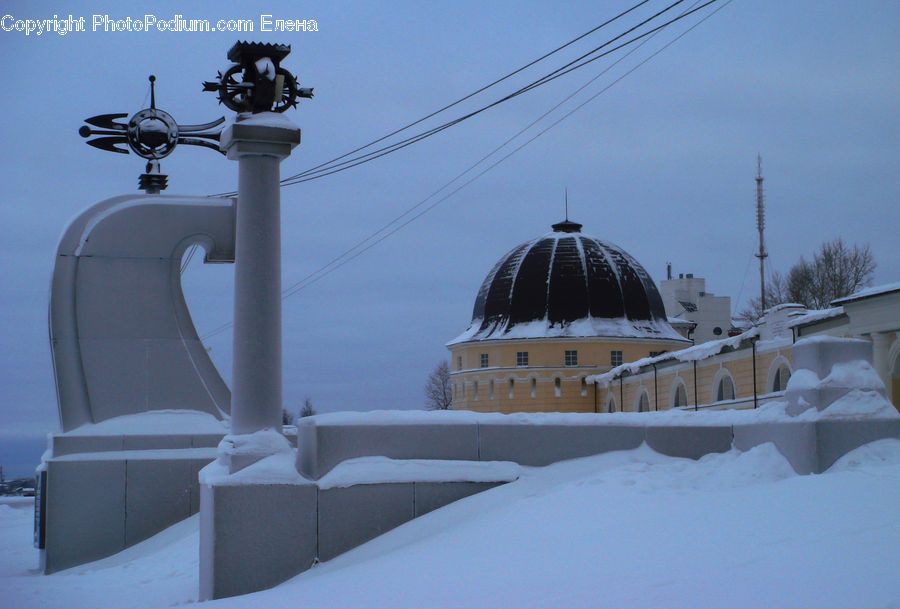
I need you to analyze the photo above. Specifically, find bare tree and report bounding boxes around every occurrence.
[424,361,452,410]
[795,238,876,309]
[299,397,316,418]
[740,238,876,321]
[281,408,294,425]
[738,270,791,322]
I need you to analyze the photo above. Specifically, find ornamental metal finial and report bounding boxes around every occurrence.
[78,75,226,194]
[202,41,313,114]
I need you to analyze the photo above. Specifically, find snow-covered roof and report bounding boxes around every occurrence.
[787,306,845,329]
[448,315,688,345]
[450,220,686,345]
[831,281,900,305]
[667,316,696,326]
[587,327,760,386]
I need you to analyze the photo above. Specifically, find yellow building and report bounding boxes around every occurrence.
[590,285,900,413]
[447,219,689,413]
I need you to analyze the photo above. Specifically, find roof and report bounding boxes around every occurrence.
[787,306,846,329]
[449,220,686,345]
[830,281,900,305]
[586,327,760,386]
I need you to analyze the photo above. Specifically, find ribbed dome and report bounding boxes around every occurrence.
[449,220,684,344]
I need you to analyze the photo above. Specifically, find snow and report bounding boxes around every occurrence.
[831,281,900,304]
[787,305,845,327]
[217,428,292,457]
[817,389,898,419]
[235,111,298,129]
[449,315,688,344]
[785,356,887,396]
[200,452,308,486]
[304,396,898,430]
[62,409,228,436]
[587,327,760,385]
[786,367,820,391]
[5,437,900,609]
[820,360,885,391]
[317,456,520,489]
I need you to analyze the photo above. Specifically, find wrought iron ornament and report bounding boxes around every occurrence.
[203,42,313,114]
[78,75,225,194]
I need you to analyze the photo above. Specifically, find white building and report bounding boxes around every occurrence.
[659,271,733,344]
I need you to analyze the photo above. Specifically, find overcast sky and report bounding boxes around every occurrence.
[1,1,898,455]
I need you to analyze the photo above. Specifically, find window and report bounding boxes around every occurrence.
[606,396,617,413]
[772,364,791,392]
[508,378,515,399]
[649,350,665,358]
[530,378,537,399]
[489,379,495,400]
[713,327,723,336]
[480,353,489,368]
[457,356,462,371]
[516,351,529,366]
[610,350,623,367]
[580,377,588,397]
[673,382,688,408]
[554,377,561,397]
[473,381,479,400]
[716,375,735,402]
[565,350,578,366]
[637,391,649,412]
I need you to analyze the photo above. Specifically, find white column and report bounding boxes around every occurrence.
[871,332,893,405]
[219,116,301,438]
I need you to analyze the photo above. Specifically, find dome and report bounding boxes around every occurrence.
[449,219,685,344]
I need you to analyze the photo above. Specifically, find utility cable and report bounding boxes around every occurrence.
[200,0,732,341]
[278,0,698,186]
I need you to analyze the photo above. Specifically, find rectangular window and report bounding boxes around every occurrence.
[457,356,462,371]
[610,350,623,367]
[480,353,489,368]
[516,351,529,366]
[565,350,578,366]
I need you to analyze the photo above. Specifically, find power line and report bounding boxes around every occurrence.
[280,0,654,183]
[278,0,699,186]
[200,0,732,341]
[280,1,706,300]
[287,0,729,294]
[210,0,695,197]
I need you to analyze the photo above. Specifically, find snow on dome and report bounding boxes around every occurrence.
[449,219,686,344]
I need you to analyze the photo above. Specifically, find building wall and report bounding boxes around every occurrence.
[448,337,687,413]
[597,344,793,412]
[660,275,733,343]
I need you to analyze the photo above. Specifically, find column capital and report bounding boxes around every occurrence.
[219,112,301,160]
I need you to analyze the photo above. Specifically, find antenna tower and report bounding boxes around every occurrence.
[755,155,768,312]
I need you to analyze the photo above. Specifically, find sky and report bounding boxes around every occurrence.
[1,1,898,471]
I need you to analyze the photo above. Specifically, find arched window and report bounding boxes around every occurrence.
[580,377,588,397]
[672,381,688,408]
[716,374,735,402]
[508,378,515,399]
[489,379,495,400]
[554,377,561,398]
[768,357,792,393]
[530,377,537,399]
[637,390,649,412]
[772,365,791,392]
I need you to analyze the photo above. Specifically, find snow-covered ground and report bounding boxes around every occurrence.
[3,439,900,609]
